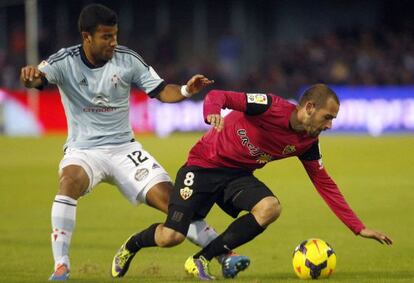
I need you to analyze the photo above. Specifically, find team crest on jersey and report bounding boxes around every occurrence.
[111,74,119,88]
[135,168,149,182]
[180,187,193,200]
[282,145,296,155]
[246,93,267,105]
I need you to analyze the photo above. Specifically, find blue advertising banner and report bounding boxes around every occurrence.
[309,86,414,136]
[1,87,414,136]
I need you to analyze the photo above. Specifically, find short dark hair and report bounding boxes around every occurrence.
[78,4,117,34]
[299,84,340,108]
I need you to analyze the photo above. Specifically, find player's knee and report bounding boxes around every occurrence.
[58,174,87,199]
[270,198,282,221]
[157,228,185,247]
[252,196,281,226]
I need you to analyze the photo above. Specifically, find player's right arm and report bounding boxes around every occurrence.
[204,90,272,131]
[20,65,45,88]
[21,47,68,88]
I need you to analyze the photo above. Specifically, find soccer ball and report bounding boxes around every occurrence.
[292,238,336,279]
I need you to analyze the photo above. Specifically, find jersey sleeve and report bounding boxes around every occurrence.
[38,48,67,85]
[300,158,365,235]
[203,90,272,121]
[131,56,165,97]
[299,141,322,161]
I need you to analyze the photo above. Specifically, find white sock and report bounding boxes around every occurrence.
[51,195,77,271]
[187,219,219,248]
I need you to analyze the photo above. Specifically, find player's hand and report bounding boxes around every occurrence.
[207,114,224,132]
[185,74,214,95]
[20,65,44,86]
[359,228,393,245]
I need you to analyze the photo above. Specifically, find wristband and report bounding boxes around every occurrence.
[181,85,191,97]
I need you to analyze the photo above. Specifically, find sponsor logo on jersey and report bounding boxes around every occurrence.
[82,107,118,112]
[237,129,273,163]
[180,186,193,200]
[246,93,268,105]
[237,129,264,156]
[282,145,296,155]
[92,94,110,107]
[135,168,149,182]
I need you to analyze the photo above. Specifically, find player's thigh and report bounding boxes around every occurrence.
[145,181,173,213]
[109,143,172,206]
[165,166,219,236]
[59,148,105,197]
[220,174,278,216]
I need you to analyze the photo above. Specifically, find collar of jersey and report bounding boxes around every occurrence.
[80,45,106,69]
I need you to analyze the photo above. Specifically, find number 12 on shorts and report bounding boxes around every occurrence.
[127,150,149,167]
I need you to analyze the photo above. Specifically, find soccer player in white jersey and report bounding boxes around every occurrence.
[20,4,248,281]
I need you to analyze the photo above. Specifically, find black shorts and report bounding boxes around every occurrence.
[164,166,276,235]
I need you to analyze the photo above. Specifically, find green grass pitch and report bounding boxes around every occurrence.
[0,134,413,283]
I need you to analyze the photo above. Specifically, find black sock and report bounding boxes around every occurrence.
[125,223,159,253]
[194,213,265,261]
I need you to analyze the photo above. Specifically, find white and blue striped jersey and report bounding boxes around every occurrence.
[38,44,164,149]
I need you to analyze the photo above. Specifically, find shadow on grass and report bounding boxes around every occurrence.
[239,270,414,282]
[25,270,414,283]
[332,270,414,281]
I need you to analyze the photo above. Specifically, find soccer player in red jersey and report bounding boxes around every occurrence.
[112,83,392,280]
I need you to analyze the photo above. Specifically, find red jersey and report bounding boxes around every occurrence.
[187,90,365,234]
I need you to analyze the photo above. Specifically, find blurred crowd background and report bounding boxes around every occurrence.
[0,0,413,98]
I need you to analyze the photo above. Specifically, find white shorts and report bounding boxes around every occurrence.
[59,141,172,205]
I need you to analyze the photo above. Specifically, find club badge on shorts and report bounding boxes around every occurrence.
[180,187,193,200]
[135,168,149,182]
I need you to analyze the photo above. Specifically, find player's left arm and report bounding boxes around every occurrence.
[299,142,393,245]
[155,74,214,103]
[131,53,213,102]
